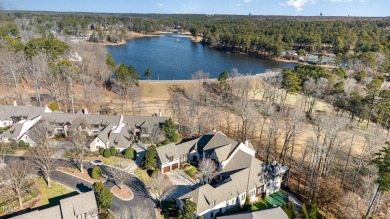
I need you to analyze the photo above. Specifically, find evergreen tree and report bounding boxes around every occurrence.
[144,68,153,80]
[308,201,318,219]
[110,146,116,156]
[178,199,196,219]
[301,203,309,219]
[103,149,111,158]
[105,54,117,69]
[124,147,135,159]
[217,71,229,82]
[91,166,102,179]
[141,145,157,170]
[161,119,178,142]
[92,182,113,210]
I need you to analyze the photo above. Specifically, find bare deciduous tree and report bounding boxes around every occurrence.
[1,160,33,210]
[198,158,219,184]
[149,170,173,207]
[66,117,90,173]
[109,163,130,190]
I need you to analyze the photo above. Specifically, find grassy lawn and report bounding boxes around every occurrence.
[265,191,288,207]
[34,177,74,206]
[0,177,74,216]
[181,163,197,178]
[134,168,153,185]
[85,155,134,167]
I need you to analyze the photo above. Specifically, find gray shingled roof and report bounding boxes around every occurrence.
[0,105,47,121]
[156,138,199,164]
[201,132,239,157]
[220,150,253,176]
[122,115,169,133]
[217,207,288,219]
[180,154,264,215]
[60,191,98,219]
[1,123,24,139]
[9,206,62,219]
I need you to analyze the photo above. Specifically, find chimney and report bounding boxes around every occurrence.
[244,140,249,147]
[82,108,89,114]
[159,109,162,117]
[13,100,17,106]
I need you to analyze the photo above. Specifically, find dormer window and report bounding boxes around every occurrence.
[168,156,173,162]
[210,201,216,208]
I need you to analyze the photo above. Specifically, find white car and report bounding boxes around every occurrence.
[90,160,103,166]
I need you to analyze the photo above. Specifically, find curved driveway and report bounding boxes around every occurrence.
[5,156,156,219]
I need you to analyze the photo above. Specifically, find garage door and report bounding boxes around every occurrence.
[172,163,179,170]
[163,166,170,173]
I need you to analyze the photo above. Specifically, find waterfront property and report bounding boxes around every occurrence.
[156,131,288,219]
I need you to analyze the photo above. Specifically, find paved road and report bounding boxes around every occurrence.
[5,156,156,219]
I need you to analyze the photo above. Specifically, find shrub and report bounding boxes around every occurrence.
[99,148,104,156]
[54,133,65,139]
[10,139,18,149]
[198,216,205,219]
[30,189,39,198]
[124,147,135,159]
[48,101,60,111]
[18,140,27,148]
[91,166,103,179]
[116,152,124,158]
[103,149,111,158]
[109,146,116,156]
[185,167,197,177]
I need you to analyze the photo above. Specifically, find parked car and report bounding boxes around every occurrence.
[90,160,103,166]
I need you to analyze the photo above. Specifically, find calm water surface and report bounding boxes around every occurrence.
[107,35,296,80]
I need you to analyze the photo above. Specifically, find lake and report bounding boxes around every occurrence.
[107,34,296,80]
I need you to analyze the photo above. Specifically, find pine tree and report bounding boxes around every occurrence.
[92,182,113,210]
[178,200,197,219]
[161,119,178,142]
[141,145,157,170]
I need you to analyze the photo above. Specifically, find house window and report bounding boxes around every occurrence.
[97,139,99,143]
[210,201,216,208]
[249,189,256,197]
[240,193,246,201]
[168,156,173,162]
[211,212,214,218]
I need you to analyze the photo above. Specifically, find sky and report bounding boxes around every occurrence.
[0,0,388,17]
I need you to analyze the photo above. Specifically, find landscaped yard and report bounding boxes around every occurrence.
[251,199,272,210]
[134,168,153,185]
[85,155,134,167]
[265,191,289,207]
[0,177,74,216]
[181,163,197,179]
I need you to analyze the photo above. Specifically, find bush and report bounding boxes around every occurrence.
[115,152,124,158]
[109,146,116,156]
[18,140,27,148]
[161,139,171,145]
[198,216,205,219]
[91,166,103,179]
[10,139,18,149]
[185,167,197,177]
[30,189,39,198]
[54,133,65,139]
[103,149,111,158]
[99,148,104,156]
[124,147,135,159]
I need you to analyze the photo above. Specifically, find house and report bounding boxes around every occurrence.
[89,115,169,151]
[156,131,288,219]
[10,191,98,219]
[216,207,288,219]
[0,105,50,128]
[0,105,51,144]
